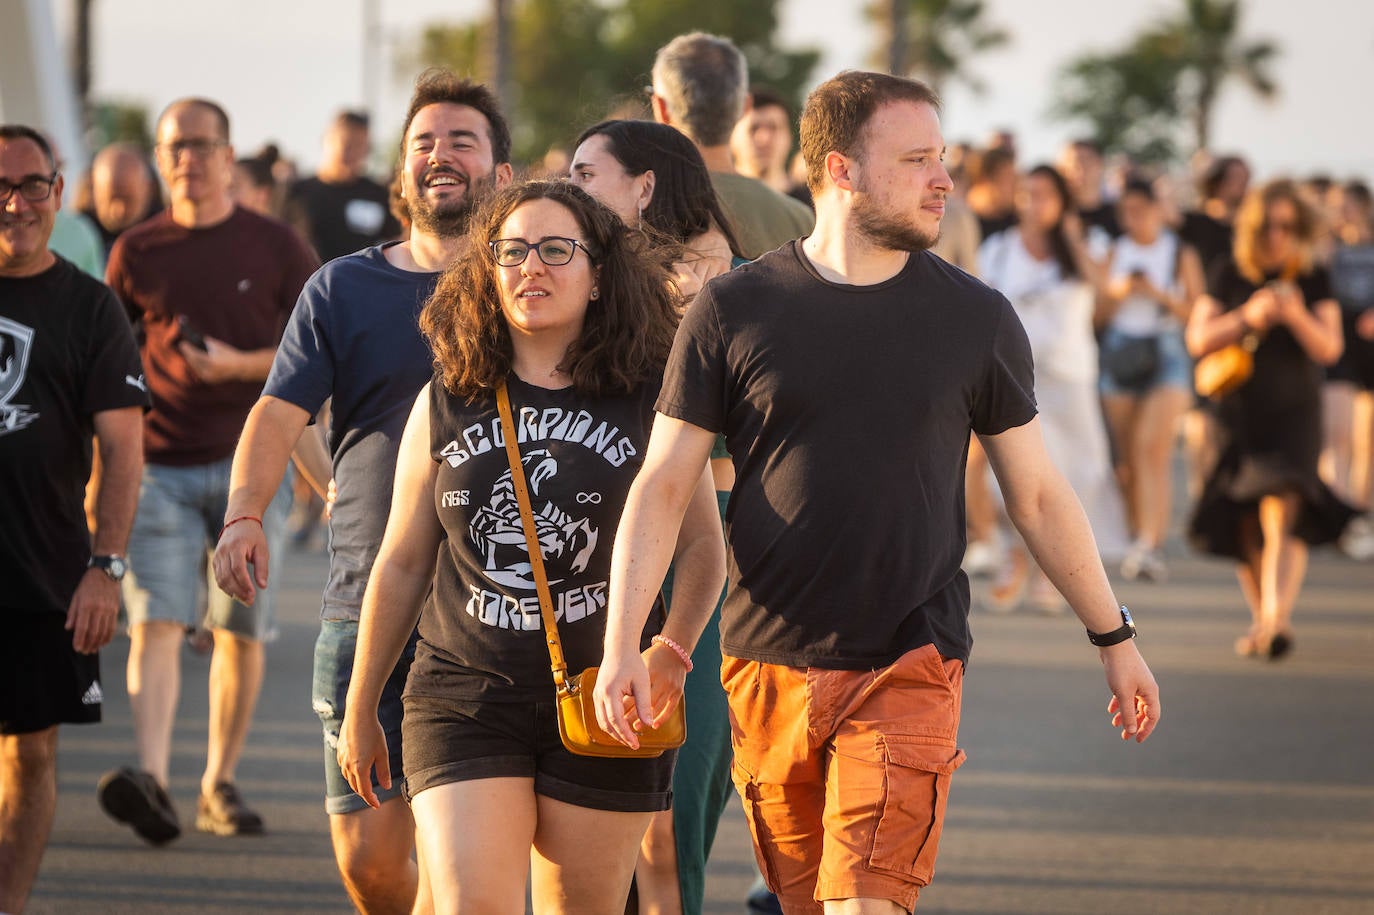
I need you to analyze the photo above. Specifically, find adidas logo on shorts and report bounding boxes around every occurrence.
[81,681,104,706]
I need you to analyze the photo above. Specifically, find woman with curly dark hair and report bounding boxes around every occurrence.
[337,180,726,912]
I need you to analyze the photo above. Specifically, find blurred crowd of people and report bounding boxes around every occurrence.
[1,25,1364,915]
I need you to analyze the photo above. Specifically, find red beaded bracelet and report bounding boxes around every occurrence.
[218,515,263,539]
[651,634,693,673]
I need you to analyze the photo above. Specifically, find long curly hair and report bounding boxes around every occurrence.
[420,180,680,400]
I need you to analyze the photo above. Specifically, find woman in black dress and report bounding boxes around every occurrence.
[1187,179,1353,659]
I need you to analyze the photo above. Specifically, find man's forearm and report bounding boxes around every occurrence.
[91,420,144,556]
[606,474,697,654]
[226,397,311,519]
[1009,471,1124,635]
[656,474,728,654]
[236,347,279,382]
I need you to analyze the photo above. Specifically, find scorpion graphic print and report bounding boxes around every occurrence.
[468,449,599,590]
[413,374,665,701]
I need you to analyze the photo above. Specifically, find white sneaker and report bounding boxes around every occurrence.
[1339,516,1374,561]
[1121,544,1168,583]
[963,539,1003,578]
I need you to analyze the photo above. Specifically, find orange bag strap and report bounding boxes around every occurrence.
[495,380,570,689]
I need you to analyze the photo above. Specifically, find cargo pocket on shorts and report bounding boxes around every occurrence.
[867,734,966,885]
[732,764,783,891]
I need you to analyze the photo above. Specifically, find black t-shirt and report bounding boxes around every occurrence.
[0,257,149,616]
[976,211,1017,242]
[1080,202,1121,238]
[1181,210,1235,287]
[657,242,1037,669]
[407,374,666,702]
[1209,261,1333,410]
[285,176,401,264]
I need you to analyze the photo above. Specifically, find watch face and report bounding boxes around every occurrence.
[109,557,128,579]
[1121,606,1135,626]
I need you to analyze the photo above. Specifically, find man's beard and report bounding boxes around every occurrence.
[410,169,495,238]
[851,190,940,252]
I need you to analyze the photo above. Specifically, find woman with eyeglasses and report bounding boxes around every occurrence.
[336,180,726,913]
[569,116,744,915]
[1186,179,1354,660]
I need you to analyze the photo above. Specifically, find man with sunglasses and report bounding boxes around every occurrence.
[98,98,318,846]
[211,72,512,913]
[0,124,148,912]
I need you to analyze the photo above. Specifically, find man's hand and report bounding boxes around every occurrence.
[1100,642,1161,743]
[65,569,120,654]
[180,336,246,384]
[212,518,268,605]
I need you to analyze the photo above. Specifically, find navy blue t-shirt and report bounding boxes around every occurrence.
[263,243,439,620]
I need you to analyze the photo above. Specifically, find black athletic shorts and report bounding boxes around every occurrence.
[1,611,102,734]
[401,693,675,812]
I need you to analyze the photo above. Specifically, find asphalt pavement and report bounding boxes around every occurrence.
[25,530,1374,914]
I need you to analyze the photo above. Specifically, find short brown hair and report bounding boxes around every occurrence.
[400,70,511,167]
[799,71,940,195]
[420,180,679,399]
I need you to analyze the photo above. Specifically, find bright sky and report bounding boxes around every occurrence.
[58,0,1374,180]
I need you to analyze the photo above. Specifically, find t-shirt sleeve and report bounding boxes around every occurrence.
[655,286,728,433]
[83,285,151,415]
[263,271,334,417]
[1305,267,1333,305]
[971,294,1037,436]
[104,236,139,325]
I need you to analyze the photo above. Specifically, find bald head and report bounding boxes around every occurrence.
[92,143,155,234]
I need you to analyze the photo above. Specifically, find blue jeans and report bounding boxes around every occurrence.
[122,458,292,641]
[312,618,416,815]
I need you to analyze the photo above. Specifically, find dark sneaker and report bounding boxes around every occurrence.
[97,767,181,846]
[196,782,264,835]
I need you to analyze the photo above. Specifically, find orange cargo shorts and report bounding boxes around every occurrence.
[722,643,966,913]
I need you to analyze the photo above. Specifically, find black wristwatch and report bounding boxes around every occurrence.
[1086,605,1137,647]
[88,554,129,582]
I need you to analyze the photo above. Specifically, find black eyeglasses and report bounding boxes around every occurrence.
[489,237,592,268]
[0,173,58,204]
[156,138,226,160]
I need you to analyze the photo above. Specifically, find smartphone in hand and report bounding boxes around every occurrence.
[176,314,209,351]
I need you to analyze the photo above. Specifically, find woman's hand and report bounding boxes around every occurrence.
[336,710,390,810]
[593,641,653,749]
[1272,280,1308,326]
[1240,287,1280,332]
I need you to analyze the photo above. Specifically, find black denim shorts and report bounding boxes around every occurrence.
[401,693,676,812]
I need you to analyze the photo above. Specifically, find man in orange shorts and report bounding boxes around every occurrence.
[595,70,1162,913]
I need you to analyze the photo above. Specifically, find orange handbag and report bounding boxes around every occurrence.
[495,381,685,758]
[1194,333,1259,400]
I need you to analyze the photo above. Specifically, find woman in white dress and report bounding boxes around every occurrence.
[978,164,1129,611]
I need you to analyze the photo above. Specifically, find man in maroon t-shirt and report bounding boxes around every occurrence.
[98,97,318,846]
